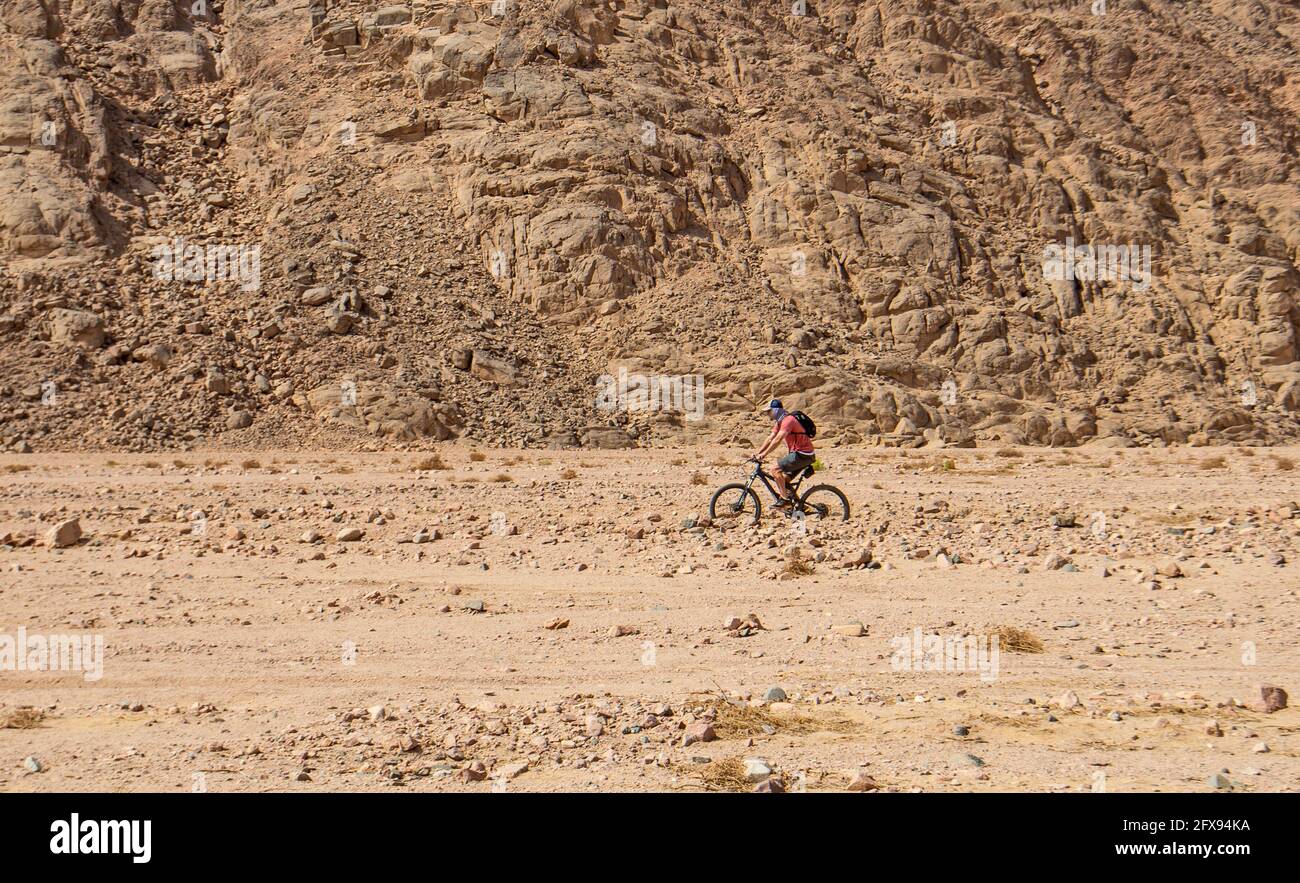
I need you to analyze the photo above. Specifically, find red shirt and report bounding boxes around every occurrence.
[779,415,814,454]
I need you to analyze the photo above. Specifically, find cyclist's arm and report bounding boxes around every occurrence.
[754,428,788,460]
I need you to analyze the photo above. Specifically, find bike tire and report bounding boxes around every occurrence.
[709,483,763,525]
[798,484,850,521]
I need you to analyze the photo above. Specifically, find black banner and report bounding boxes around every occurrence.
[0,792,1284,868]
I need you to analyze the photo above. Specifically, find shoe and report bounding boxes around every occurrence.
[774,498,793,509]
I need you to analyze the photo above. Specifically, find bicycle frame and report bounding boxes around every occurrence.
[743,462,804,502]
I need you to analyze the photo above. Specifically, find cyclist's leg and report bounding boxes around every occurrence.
[774,454,797,501]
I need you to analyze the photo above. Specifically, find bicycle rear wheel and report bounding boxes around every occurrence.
[709,483,762,525]
[798,484,850,521]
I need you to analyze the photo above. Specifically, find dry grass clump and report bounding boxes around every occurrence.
[690,471,708,485]
[469,451,486,462]
[696,756,750,792]
[992,626,1044,654]
[1199,455,1227,470]
[0,707,44,729]
[3,464,31,473]
[1272,455,1294,472]
[697,699,853,739]
[240,458,261,470]
[560,468,578,480]
[995,448,1022,458]
[490,473,514,483]
[414,455,448,471]
[783,550,815,576]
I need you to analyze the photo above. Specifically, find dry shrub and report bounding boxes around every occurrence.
[560,468,578,480]
[469,451,486,462]
[783,551,815,577]
[995,448,1022,458]
[992,626,1044,654]
[696,756,750,792]
[696,700,853,739]
[4,464,31,473]
[490,473,513,483]
[240,459,261,470]
[690,471,708,485]
[1273,455,1295,472]
[415,455,448,471]
[0,707,44,729]
[1199,455,1226,470]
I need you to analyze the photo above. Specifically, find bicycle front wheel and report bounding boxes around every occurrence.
[709,483,762,525]
[798,484,850,521]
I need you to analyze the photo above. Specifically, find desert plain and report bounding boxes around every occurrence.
[1,443,1297,793]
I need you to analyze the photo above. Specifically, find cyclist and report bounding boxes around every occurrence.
[750,398,814,509]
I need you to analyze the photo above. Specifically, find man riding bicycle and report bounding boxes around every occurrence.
[750,399,814,509]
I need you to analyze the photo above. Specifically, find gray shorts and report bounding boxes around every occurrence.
[777,451,815,477]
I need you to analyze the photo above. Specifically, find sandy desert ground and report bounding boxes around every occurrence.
[1,445,1297,793]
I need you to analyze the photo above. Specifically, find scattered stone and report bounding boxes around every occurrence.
[1259,684,1287,713]
[846,770,880,791]
[1043,552,1069,571]
[1053,690,1082,710]
[497,760,529,779]
[46,518,81,548]
[724,613,763,637]
[743,758,773,782]
[681,722,716,747]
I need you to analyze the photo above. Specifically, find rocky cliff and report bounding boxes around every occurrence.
[1,0,1298,451]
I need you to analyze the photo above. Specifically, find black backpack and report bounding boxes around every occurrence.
[790,410,816,438]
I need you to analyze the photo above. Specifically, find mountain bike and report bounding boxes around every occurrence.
[708,458,850,525]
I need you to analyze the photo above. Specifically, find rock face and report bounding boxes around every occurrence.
[1,1,1299,450]
[302,382,462,442]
